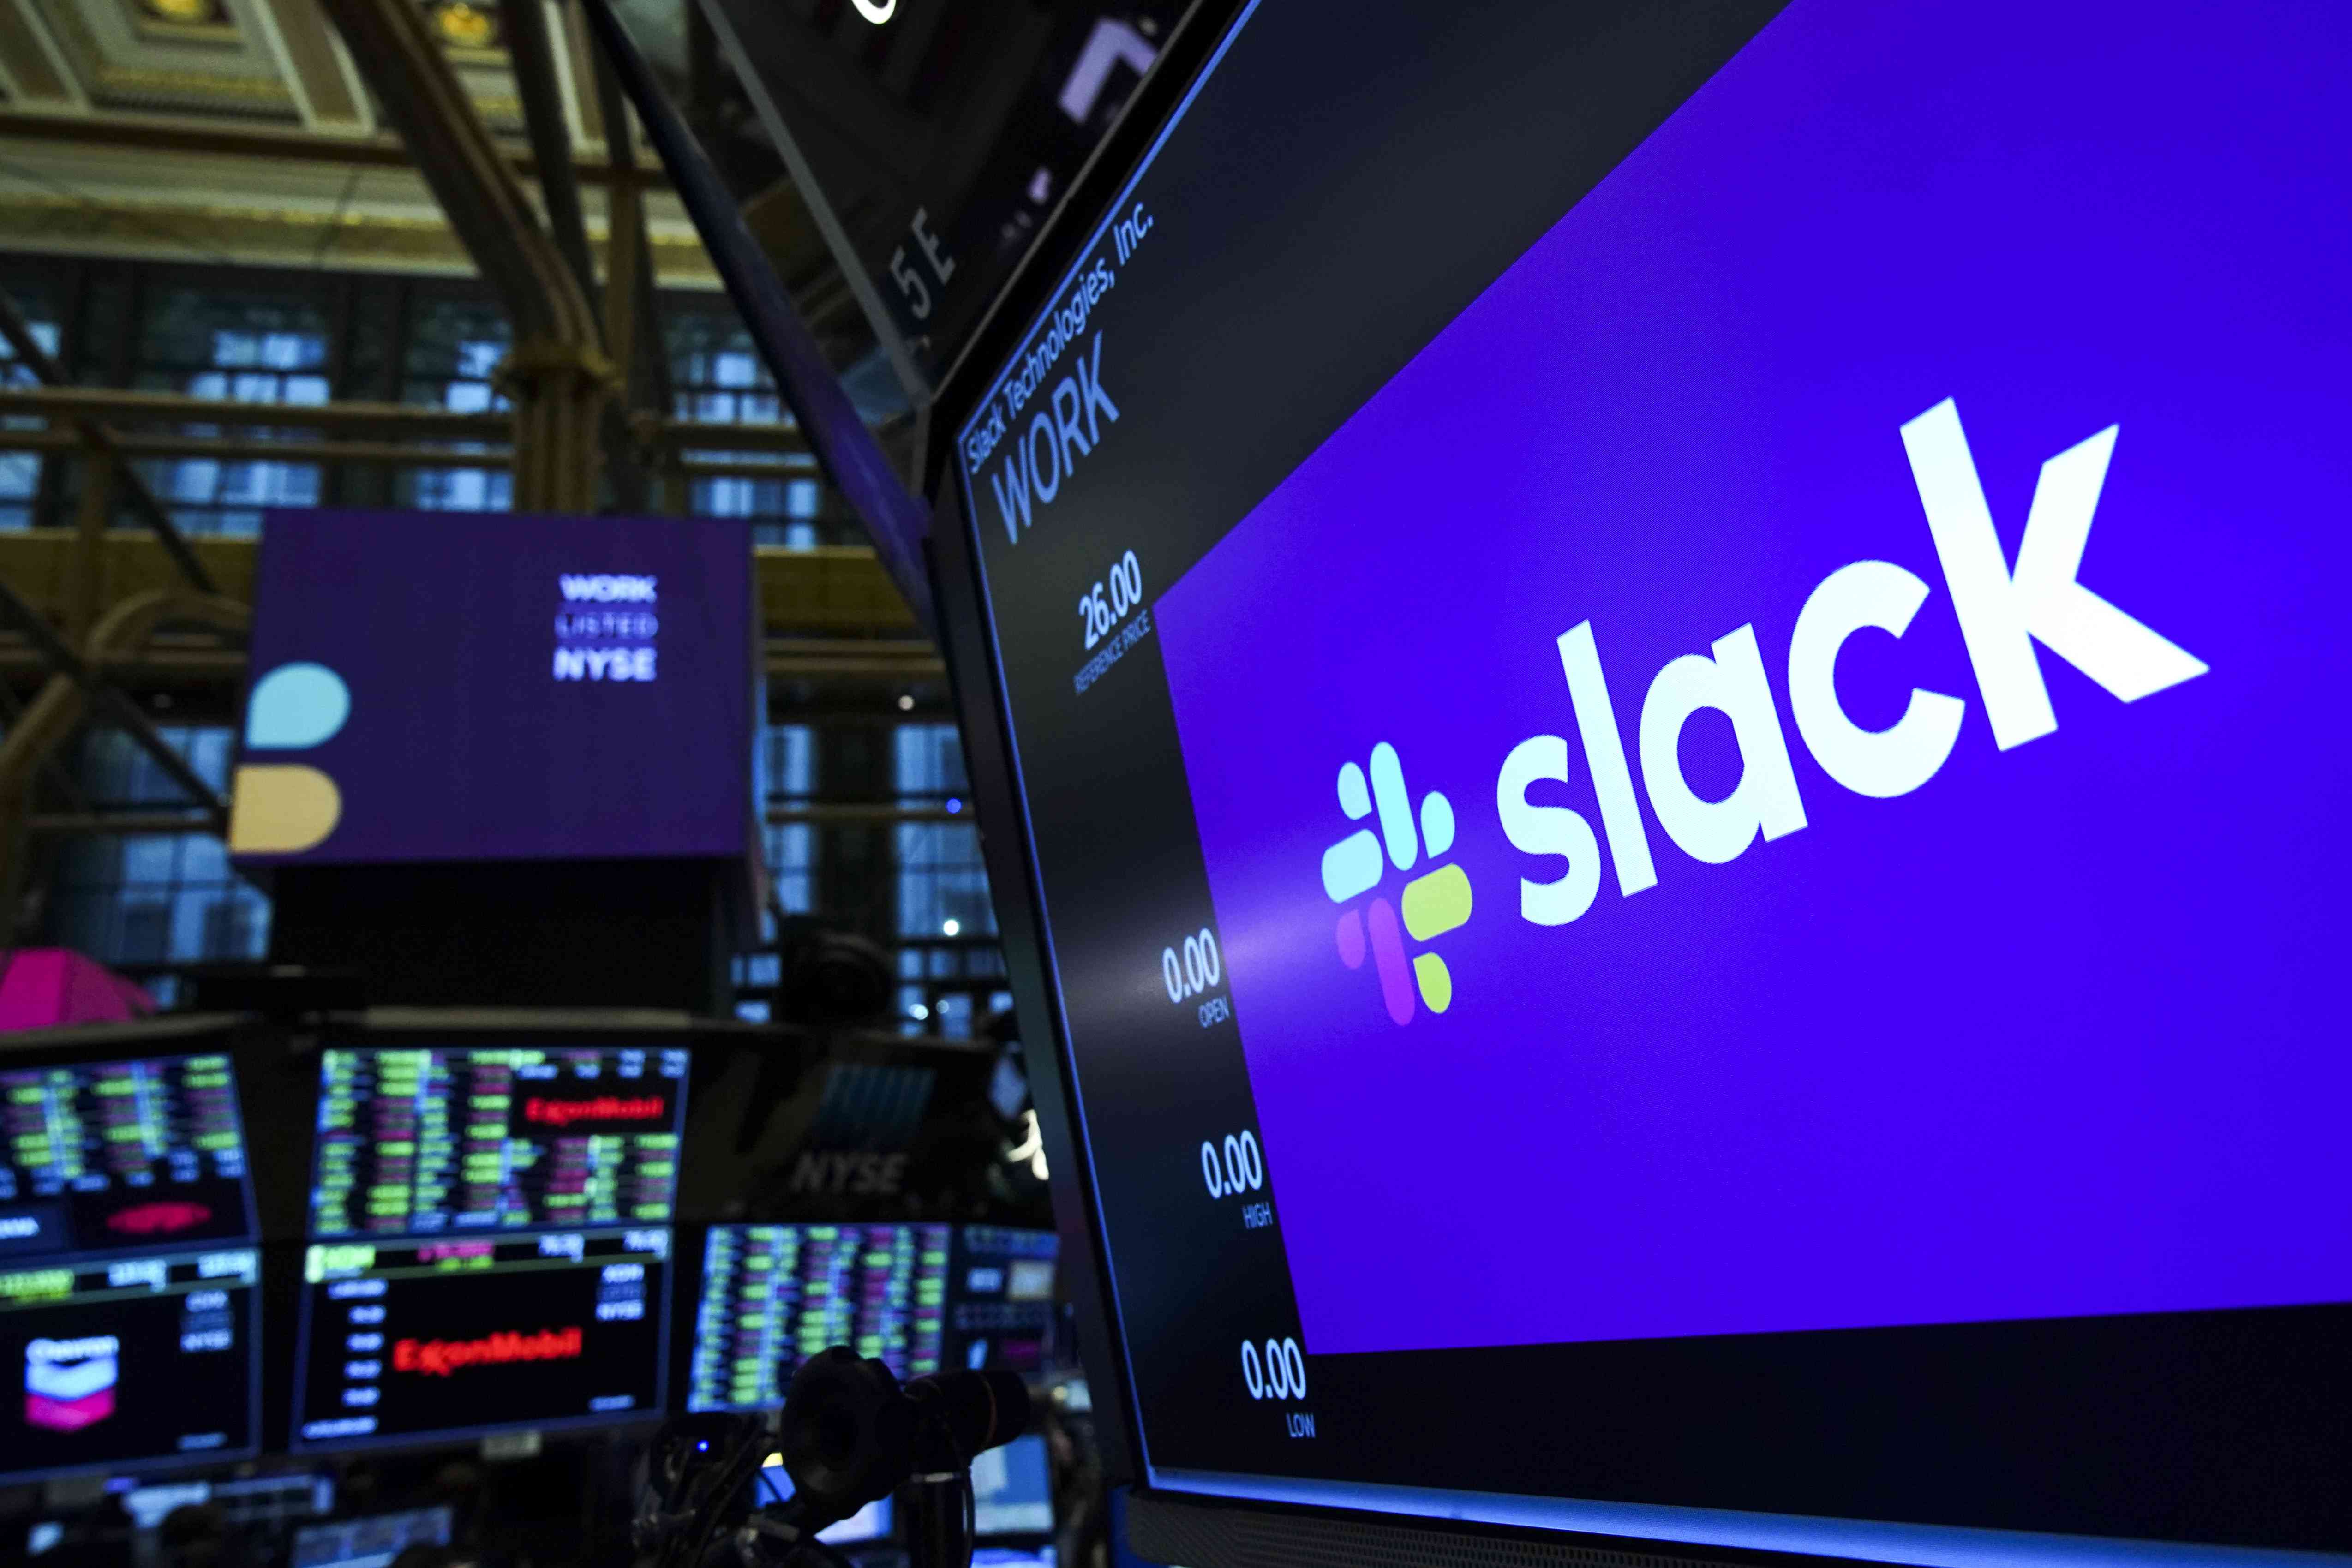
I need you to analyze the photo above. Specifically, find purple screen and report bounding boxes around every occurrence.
[235,509,753,865]
[1155,0,2352,1357]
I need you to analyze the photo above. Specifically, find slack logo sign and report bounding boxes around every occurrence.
[1321,743,1473,1025]
[1497,398,2207,925]
[228,659,351,856]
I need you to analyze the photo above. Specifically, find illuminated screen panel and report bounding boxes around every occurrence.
[951,1227,1058,1376]
[290,1506,452,1568]
[972,1433,1054,1537]
[0,1053,253,1253]
[294,1040,687,1449]
[942,0,2352,1555]
[0,1050,262,1484]
[686,1224,949,1413]
[310,1047,686,1238]
[0,1248,261,1481]
[291,1229,670,1449]
[233,509,752,866]
[687,1225,1058,1412]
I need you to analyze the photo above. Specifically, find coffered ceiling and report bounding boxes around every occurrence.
[0,0,728,282]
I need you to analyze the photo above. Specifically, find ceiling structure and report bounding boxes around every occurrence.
[0,0,742,281]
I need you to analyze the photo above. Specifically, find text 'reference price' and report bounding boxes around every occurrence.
[1080,550,1144,652]
[1199,1131,1263,1201]
[1241,1337,1307,1401]
[1161,927,1222,1004]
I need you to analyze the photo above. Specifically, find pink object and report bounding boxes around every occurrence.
[0,950,155,1032]
[26,1388,114,1432]
[107,1201,212,1237]
[1335,909,1365,969]
[1365,898,1415,1027]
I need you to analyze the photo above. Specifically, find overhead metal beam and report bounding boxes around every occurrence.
[0,385,514,444]
[507,0,655,513]
[0,638,942,682]
[0,677,90,819]
[580,0,935,630]
[0,387,806,453]
[0,109,671,186]
[0,579,230,835]
[0,427,817,482]
[501,0,599,307]
[315,0,617,511]
[25,812,215,837]
[592,41,668,418]
[313,0,587,342]
[0,287,219,597]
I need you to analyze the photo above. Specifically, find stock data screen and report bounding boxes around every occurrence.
[952,1228,1059,1376]
[0,1249,261,1481]
[0,1051,262,1483]
[0,1053,252,1253]
[687,1225,950,1412]
[687,1226,1059,1412]
[295,1041,687,1449]
[310,1047,686,1236]
[293,1230,671,1448]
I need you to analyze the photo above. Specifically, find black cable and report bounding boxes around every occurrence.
[792,1534,859,1568]
[685,1420,773,1568]
[962,1468,976,1568]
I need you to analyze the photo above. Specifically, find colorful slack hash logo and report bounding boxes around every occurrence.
[24,1335,118,1433]
[1321,743,1472,1024]
[228,660,350,855]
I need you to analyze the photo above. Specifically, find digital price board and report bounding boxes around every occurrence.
[0,1047,262,1483]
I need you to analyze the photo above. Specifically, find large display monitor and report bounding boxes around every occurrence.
[685,1223,1057,1413]
[971,1433,1054,1538]
[0,1048,262,1483]
[291,1043,688,1449]
[230,509,754,864]
[929,0,2352,1562]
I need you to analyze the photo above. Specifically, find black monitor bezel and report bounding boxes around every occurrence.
[914,6,2352,1567]
[277,1019,706,1458]
[0,1017,269,1487]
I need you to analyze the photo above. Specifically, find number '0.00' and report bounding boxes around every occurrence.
[1200,1131,1263,1200]
[1241,1337,1307,1401]
[1161,928,1222,1004]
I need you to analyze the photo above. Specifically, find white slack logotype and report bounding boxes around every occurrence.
[850,0,894,20]
[1497,396,2208,928]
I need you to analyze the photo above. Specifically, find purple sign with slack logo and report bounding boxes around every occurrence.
[1155,0,2352,1358]
[231,509,753,865]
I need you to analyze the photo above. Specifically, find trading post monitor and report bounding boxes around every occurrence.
[928,0,2352,1561]
[950,1227,1058,1376]
[290,1505,454,1568]
[291,1042,687,1450]
[0,1046,262,1483]
[685,1224,1058,1413]
[686,1223,950,1413]
[971,1432,1053,1538]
